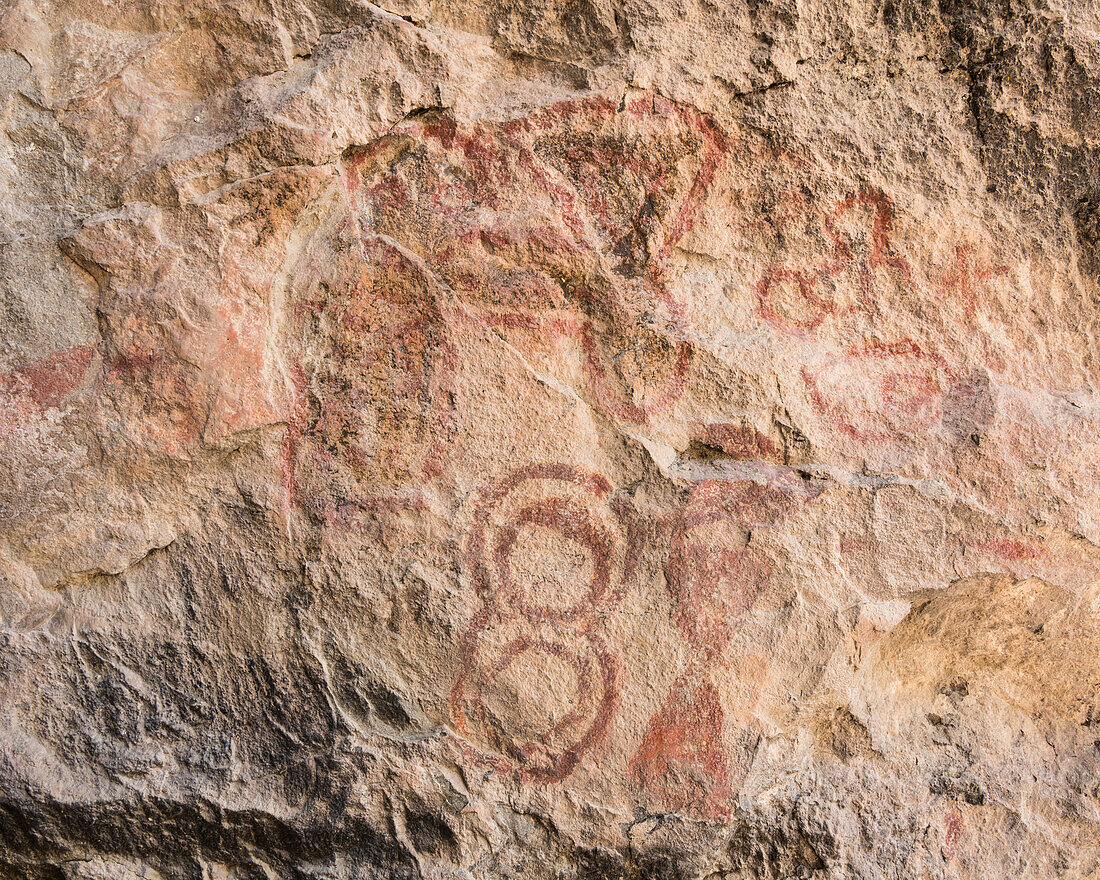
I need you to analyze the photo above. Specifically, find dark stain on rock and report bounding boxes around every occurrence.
[814,706,876,763]
[407,811,458,859]
[572,846,693,880]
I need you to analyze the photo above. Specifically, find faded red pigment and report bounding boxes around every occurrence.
[756,189,912,336]
[282,235,457,529]
[973,537,1045,563]
[451,464,633,783]
[0,345,95,410]
[629,478,805,818]
[943,809,964,859]
[343,91,730,426]
[755,186,1006,446]
[701,422,783,462]
[938,244,1008,318]
[630,677,737,820]
[801,339,955,443]
[1,344,204,454]
[663,481,789,658]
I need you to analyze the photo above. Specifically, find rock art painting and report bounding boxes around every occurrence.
[3,3,1100,879]
[0,344,95,417]
[343,92,728,425]
[802,339,955,443]
[452,464,631,781]
[282,233,458,528]
[755,189,914,335]
[751,184,1019,453]
[629,477,809,819]
[630,676,748,822]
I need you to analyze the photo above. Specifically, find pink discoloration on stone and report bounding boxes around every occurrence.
[975,538,1044,562]
[0,345,95,413]
[803,339,954,443]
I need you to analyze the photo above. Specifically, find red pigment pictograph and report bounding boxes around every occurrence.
[821,189,914,291]
[756,189,915,336]
[938,243,1008,318]
[751,187,996,448]
[451,464,634,782]
[756,267,834,334]
[802,339,955,443]
[282,234,457,530]
[943,808,964,859]
[1,344,206,455]
[629,676,746,822]
[664,480,783,659]
[450,613,620,784]
[466,463,635,621]
[0,345,95,413]
[630,478,803,817]
[344,91,731,425]
[700,422,783,462]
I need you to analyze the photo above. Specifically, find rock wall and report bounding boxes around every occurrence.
[2,1,1100,877]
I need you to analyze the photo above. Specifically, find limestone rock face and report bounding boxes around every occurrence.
[2,1,1100,877]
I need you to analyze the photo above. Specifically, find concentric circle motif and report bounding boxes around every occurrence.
[450,616,620,783]
[467,463,634,622]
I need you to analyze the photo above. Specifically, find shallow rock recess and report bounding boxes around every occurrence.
[2,0,1100,877]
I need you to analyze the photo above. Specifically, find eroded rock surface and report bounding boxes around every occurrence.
[1,1,1099,877]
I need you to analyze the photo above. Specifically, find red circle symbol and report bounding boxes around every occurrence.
[450,618,620,783]
[468,464,634,622]
[756,267,835,334]
[494,497,616,623]
[802,339,953,443]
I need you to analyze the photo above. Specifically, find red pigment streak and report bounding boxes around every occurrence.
[0,345,95,410]
[976,538,1043,562]
[943,809,964,858]
[629,676,735,821]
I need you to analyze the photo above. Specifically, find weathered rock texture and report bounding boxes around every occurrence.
[2,0,1100,877]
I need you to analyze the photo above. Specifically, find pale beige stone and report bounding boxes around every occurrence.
[1,1,1099,877]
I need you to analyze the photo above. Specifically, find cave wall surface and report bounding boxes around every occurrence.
[2,0,1100,877]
